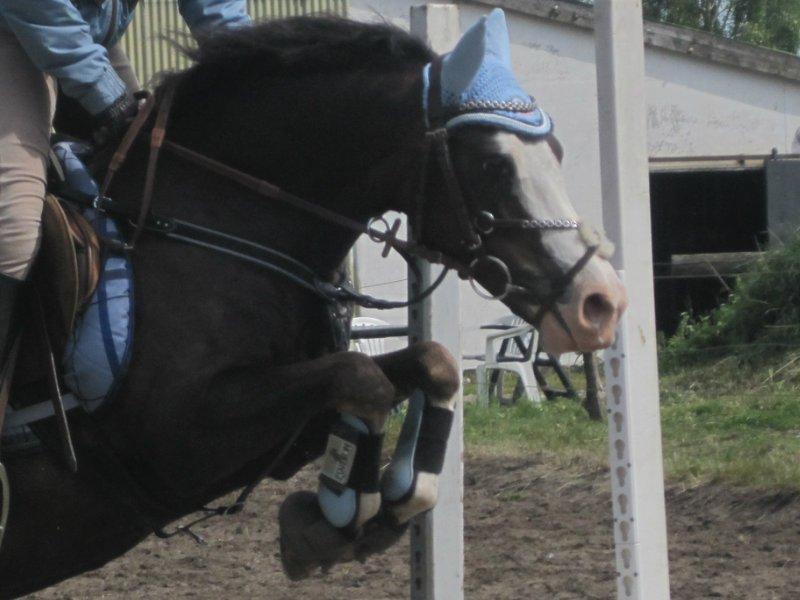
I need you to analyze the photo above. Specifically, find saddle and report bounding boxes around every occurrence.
[7,202,100,412]
[15,138,108,379]
[4,148,105,463]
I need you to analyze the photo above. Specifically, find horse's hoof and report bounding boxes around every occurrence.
[354,514,409,562]
[277,491,410,580]
[278,491,355,580]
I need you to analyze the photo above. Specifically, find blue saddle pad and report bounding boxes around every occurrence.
[2,148,134,448]
[62,208,134,409]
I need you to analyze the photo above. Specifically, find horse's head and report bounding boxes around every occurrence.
[415,9,626,354]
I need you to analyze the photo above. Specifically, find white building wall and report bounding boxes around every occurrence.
[349,1,800,359]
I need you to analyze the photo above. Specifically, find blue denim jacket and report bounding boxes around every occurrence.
[0,0,250,115]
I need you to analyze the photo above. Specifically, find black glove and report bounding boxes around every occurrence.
[92,93,138,149]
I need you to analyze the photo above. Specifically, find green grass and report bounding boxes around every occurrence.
[660,391,800,489]
[657,358,800,490]
[461,399,603,461]
[386,357,800,491]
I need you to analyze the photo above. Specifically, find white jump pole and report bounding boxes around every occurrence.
[407,7,464,600]
[594,2,671,599]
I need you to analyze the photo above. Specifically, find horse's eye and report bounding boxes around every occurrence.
[481,155,514,179]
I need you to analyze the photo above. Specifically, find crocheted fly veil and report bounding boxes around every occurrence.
[422,8,552,139]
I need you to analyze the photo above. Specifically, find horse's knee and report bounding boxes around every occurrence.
[411,341,460,399]
[331,352,395,425]
[335,351,395,402]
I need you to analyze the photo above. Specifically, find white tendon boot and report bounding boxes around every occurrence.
[381,389,456,525]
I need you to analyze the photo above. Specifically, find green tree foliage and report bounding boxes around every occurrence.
[642,0,800,53]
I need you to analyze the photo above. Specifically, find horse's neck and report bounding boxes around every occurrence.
[148,69,426,275]
[116,153,360,277]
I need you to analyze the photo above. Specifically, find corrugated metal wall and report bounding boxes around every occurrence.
[120,0,347,86]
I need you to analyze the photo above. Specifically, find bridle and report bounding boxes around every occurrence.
[410,113,603,333]
[94,84,601,333]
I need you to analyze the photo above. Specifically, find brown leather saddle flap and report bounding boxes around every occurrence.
[32,195,102,357]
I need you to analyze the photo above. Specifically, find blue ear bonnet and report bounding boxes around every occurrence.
[422,9,552,138]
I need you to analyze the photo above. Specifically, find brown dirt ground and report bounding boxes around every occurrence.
[25,455,800,600]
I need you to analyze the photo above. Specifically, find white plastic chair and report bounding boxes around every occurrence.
[350,317,391,356]
[466,315,542,406]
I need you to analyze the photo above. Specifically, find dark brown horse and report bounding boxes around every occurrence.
[0,15,625,598]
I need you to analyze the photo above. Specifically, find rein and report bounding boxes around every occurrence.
[99,88,455,310]
[98,88,597,322]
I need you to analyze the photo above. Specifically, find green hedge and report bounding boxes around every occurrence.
[662,235,800,368]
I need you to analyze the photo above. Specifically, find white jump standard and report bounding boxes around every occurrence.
[595,1,672,598]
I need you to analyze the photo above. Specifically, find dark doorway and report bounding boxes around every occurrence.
[650,168,767,335]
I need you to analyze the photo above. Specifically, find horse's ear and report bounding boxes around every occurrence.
[483,8,512,64]
[440,9,513,99]
[440,14,488,98]
[434,10,552,139]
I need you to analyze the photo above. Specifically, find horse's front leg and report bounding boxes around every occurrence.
[372,341,461,523]
[183,350,394,485]
[188,351,396,578]
[311,342,459,537]
[373,340,461,403]
[228,352,397,580]
[260,343,459,580]
[307,341,462,568]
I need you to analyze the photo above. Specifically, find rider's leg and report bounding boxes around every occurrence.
[0,38,137,354]
[0,30,57,282]
[0,30,57,378]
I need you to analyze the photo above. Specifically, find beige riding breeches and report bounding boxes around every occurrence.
[0,31,139,281]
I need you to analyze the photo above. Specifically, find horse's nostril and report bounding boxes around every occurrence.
[583,293,614,329]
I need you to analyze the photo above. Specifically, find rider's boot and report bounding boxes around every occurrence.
[0,274,22,384]
[0,274,22,550]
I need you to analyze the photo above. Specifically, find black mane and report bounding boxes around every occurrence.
[183,17,435,76]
